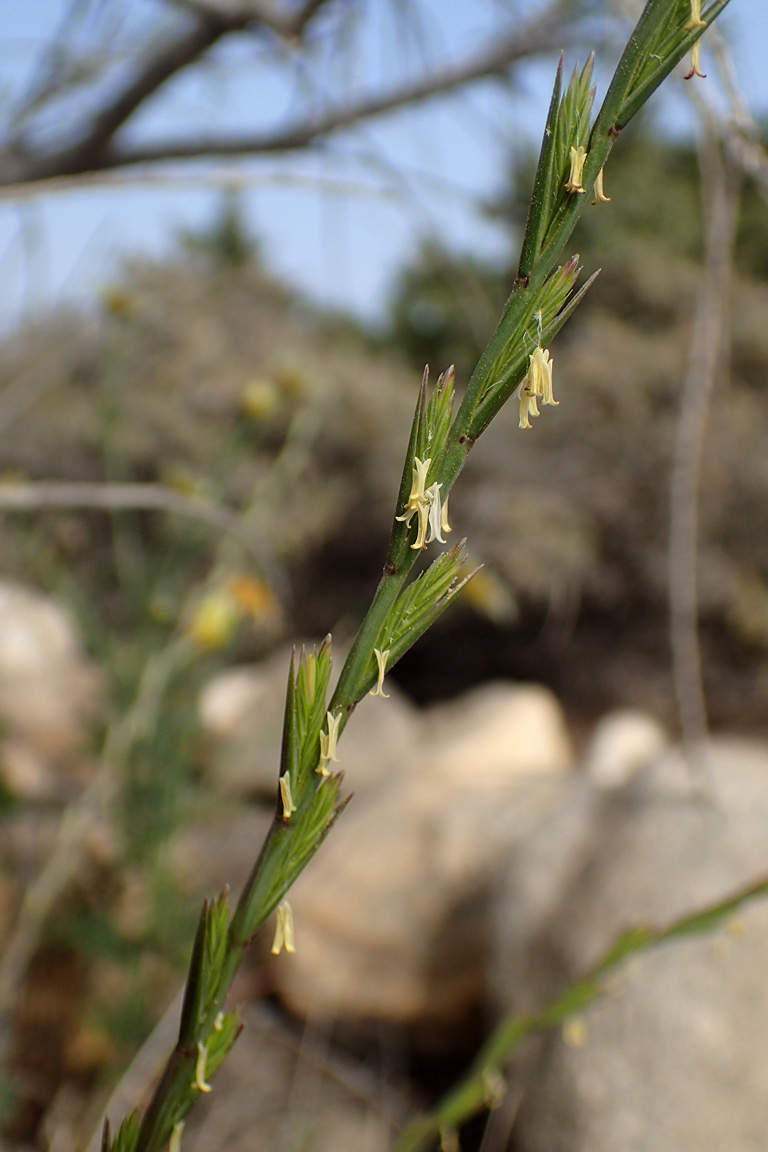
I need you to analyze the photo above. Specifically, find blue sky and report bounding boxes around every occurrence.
[0,0,765,329]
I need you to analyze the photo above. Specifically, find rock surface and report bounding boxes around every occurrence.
[0,580,102,799]
[583,708,669,788]
[492,739,768,1152]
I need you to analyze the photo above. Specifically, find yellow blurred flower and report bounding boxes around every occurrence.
[162,467,210,499]
[187,593,239,649]
[101,287,136,318]
[461,567,518,624]
[226,575,281,625]
[274,360,309,398]
[240,379,281,422]
[193,1042,213,1092]
[187,575,280,648]
[563,1016,589,1048]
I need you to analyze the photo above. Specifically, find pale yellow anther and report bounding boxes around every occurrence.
[412,497,431,550]
[169,1121,185,1152]
[518,347,555,428]
[396,456,451,551]
[425,482,447,545]
[519,387,540,430]
[193,1043,213,1093]
[317,710,341,775]
[531,347,556,406]
[396,455,451,551]
[685,0,707,30]
[396,456,432,527]
[370,648,391,698]
[411,455,431,494]
[440,493,451,537]
[685,37,706,79]
[213,1012,224,1032]
[271,899,296,955]
[304,652,317,699]
[592,167,610,205]
[565,145,587,194]
[279,772,297,819]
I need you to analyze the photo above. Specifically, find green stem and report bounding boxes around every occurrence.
[592,0,677,138]
[467,268,599,441]
[445,0,725,460]
[117,4,739,1150]
[616,0,734,127]
[393,872,768,1152]
[136,810,300,1152]
[448,277,538,441]
[135,1049,200,1152]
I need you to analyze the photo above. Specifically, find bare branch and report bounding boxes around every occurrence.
[1,14,232,184]
[171,0,336,39]
[1,0,342,186]
[0,480,269,565]
[0,0,581,190]
[668,104,740,776]
[116,26,564,165]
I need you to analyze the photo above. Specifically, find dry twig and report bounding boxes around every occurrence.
[668,103,741,770]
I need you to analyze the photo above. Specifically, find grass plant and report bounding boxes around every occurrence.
[96,3,735,1150]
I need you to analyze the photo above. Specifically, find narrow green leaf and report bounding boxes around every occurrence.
[279,648,299,784]
[297,637,333,782]
[202,891,230,1016]
[393,868,768,1152]
[618,3,733,127]
[591,0,678,142]
[424,365,455,468]
[177,901,209,1046]
[386,367,429,567]
[518,55,563,278]
[231,773,348,945]
[468,258,593,439]
[110,1112,140,1152]
[204,1010,243,1080]
[369,542,478,680]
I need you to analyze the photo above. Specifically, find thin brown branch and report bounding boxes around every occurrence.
[0,480,269,567]
[171,0,336,39]
[0,6,576,188]
[9,15,232,184]
[706,24,768,202]
[0,166,405,202]
[109,20,571,168]
[668,105,741,771]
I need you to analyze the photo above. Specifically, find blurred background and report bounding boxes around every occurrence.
[1,1,768,1149]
